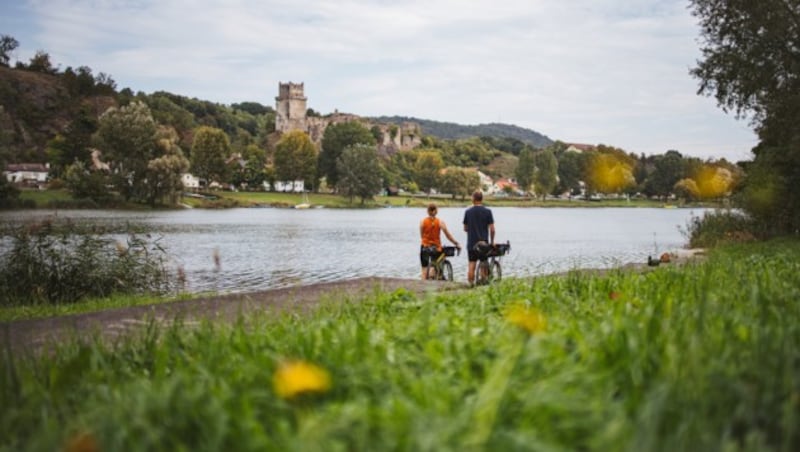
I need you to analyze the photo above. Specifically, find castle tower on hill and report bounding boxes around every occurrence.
[275,82,308,133]
[272,81,423,152]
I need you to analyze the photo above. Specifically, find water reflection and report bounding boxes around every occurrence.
[0,207,705,294]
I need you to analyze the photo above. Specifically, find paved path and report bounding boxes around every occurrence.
[1,277,460,354]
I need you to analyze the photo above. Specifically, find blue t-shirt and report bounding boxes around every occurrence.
[463,205,494,249]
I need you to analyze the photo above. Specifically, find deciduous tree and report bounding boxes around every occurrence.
[319,121,375,189]
[413,150,444,194]
[690,0,800,232]
[515,148,536,194]
[191,126,231,187]
[274,130,317,192]
[336,144,382,204]
[533,149,558,199]
[94,101,158,201]
[0,35,19,67]
[440,167,480,200]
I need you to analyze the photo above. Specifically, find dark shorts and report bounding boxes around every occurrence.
[468,241,491,262]
[420,245,443,267]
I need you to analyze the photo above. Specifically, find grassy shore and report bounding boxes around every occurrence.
[182,190,713,209]
[15,188,720,209]
[2,239,798,451]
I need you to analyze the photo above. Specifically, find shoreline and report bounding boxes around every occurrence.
[0,249,707,353]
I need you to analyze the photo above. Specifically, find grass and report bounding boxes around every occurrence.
[14,188,721,210]
[0,292,198,322]
[185,190,716,210]
[17,188,73,206]
[2,240,798,451]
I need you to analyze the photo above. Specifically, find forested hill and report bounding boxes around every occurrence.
[373,116,554,148]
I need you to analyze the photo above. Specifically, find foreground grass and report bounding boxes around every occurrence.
[2,240,799,451]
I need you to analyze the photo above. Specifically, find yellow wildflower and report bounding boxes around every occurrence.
[504,304,547,334]
[65,431,99,452]
[273,360,332,399]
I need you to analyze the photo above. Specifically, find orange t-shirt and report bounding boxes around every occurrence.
[420,217,442,250]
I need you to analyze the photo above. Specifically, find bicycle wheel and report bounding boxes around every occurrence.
[477,260,491,285]
[490,260,502,282]
[440,260,453,281]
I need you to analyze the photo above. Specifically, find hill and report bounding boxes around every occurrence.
[373,116,554,148]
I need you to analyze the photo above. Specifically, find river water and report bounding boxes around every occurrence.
[0,207,705,294]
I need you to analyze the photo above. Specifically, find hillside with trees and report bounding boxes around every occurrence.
[374,116,554,149]
[1,32,749,209]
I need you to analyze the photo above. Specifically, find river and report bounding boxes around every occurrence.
[0,207,706,294]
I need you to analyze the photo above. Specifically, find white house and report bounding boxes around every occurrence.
[476,170,494,193]
[4,163,49,186]
[181,173,200,189]
[565,143,595,153]
[266,180,306,193]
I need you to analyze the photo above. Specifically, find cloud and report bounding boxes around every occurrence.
[3,0,758,159]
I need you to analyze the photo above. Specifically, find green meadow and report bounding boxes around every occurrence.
[2,240,799,451]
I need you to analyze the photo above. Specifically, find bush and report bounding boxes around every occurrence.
[681,209,764,248]
[0,219,175,305]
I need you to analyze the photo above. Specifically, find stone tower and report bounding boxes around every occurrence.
[275,82,308,133]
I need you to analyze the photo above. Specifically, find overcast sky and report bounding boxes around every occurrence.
[2,0,758,161]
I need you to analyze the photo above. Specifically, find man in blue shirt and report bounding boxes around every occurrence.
[463,190,495,285]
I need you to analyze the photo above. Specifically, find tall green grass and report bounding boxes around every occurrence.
[2,240,799,451]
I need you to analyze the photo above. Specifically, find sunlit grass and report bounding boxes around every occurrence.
[2,240,799,450]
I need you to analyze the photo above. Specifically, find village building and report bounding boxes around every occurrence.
[565,143,595,153]
[4,163,49,187]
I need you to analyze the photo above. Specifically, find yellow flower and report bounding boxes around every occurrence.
[273,360,332,399]
[65,431,99,452]
[504,304,547,334]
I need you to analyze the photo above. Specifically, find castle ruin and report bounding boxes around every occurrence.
[274,81,422,153]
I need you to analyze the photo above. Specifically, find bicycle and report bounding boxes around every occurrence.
[474,241,511,285]
[423,245,460,281]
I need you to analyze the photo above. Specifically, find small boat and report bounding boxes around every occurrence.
[295,192,311,209]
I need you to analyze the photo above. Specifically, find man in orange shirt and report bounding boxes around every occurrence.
[420,203,461,280]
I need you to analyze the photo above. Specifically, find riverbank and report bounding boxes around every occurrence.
[0,277,458,353]
[16,188,720,210]
[2,240,797,450]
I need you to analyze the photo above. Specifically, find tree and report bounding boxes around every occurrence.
[643,150,686,199]
[94,101,158,201]
[690,0,800,232]
[533,149,558,198]
[64,160,112,203]
[440,167,481,200]
[319,121,376,190]
[191,126,231,187]
[585,152,635,195]
[274,130,317,191]
[336,144,382,204]
[515,148,536,194]
[556,150,585,196]
[26,50,57,74]
[413,150,444,194]
[144,127,190,206]
[0,35,19,67]
[46,107,98,179]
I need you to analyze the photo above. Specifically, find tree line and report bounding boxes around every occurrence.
[1,32,752,208]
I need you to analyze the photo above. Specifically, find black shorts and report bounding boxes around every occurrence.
[468,241,491,262]
[420,245,443,267]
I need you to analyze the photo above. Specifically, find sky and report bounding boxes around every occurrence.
[1,0,758,161]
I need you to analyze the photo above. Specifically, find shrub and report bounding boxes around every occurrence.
[0,219,175,305]
[681,209,764,248]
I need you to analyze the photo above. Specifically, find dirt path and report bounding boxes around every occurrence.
[1,277,462,354]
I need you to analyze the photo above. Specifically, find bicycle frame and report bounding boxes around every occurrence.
[475,241,510,285]
[424,246,458,281]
